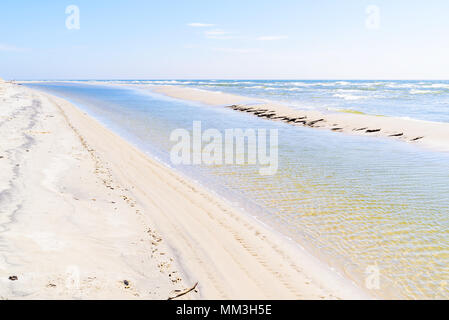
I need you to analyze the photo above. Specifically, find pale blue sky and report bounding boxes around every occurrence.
[1,0,449,79]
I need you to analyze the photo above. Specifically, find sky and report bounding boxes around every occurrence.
[1,0,449,80]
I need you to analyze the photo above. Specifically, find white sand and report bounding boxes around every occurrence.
[0,82,185,299]
[0,82,369,299]
[151,85,449,152]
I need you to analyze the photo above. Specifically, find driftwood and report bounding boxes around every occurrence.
[411,136,424,141]
[389,133,403,137]
[355,127,368,131]
[168,282,198,300]
[366,129,381,133]
[257,113,274,119]
[307,119,324,126]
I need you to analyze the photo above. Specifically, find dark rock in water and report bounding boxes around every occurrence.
[9,275,18,281]
[366,129,381,133]
[331,128,343,131]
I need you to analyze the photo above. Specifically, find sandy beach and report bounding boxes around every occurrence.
[151,85,449,152]
[0,81,368,299]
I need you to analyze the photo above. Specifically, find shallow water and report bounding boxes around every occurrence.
[28,82,449,299]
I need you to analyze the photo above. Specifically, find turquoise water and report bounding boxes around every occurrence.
[90,80,449,123]
[27,82,449,299]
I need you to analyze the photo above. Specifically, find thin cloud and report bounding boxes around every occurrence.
[205,30,228,36]
[0,43,27,52]
[257,35,288,41]
[188,22,215,27]
[213,47,260,54]
[205,30,237,40]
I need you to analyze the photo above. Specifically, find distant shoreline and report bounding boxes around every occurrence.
[148,84,449,153]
